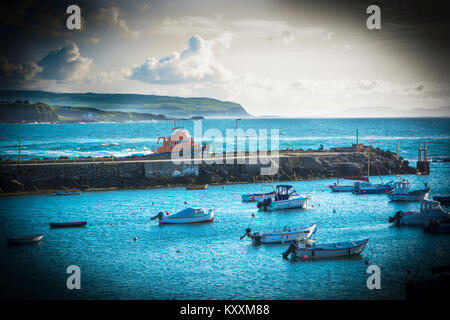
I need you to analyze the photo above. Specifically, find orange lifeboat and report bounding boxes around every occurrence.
[156,127,209,155]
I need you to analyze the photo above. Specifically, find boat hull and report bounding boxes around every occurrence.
[250,224,317,244]
[7,234,44,245]
[398,213,449,226]
[159,211,215,224]
[258,197,312,211]
[353,185,394,195]
[185,184,208,190]
[291,239,369,259]
[50,222,87,228]
[388,191,429,201]
[329,185,353,192]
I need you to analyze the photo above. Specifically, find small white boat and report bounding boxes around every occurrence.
[257,185,312,211]
[7,234,44,246]
[283,238,369,259]
[151,207,214,224]
[387,180,430,201]
[388,199,450,226]
[240,224,317,245]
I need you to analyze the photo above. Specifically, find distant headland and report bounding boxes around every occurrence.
[0,89,251,122]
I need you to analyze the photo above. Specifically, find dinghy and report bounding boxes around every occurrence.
[56,190,81,196]
[151,207,214,224]
[388,199,450,226]
[240,224,317,245]
[387,180,430,201]
[256,185,312,211]
[7,234,44,246]
[283,238,369,260]
[185,184,208,190]
[50,222,87,228]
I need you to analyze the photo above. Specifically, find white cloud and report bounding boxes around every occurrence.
[98,7,140,39]
[37,43,94,81]
[130,33,234,84]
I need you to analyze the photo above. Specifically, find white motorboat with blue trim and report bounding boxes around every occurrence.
[240,224,317,245]
[256,185,312,211]
[151,207,215,224]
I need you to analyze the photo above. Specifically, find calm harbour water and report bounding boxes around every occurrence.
[0,118,449,299]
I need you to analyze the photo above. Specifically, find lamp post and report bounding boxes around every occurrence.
[235,118,241,155]
[18,123,21,164]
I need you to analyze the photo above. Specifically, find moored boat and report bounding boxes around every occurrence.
[283,238,369,260]
[242,185,275,202]
[240,224,317,245]
[387,180,430,201]
[50,221,87,228]
[329,163,370,192]
[388,199,450,226]
[6,234,44,246]
[353,181,394,194]
[186,184,208,190]
[56,190,81,196]
[151,207,215,224]
[256,185,312,211]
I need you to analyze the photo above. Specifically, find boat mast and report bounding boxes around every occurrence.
[367,147,370,182]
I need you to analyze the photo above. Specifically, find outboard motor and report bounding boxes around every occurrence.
[282,240,299,259]
[261,198,271,211]
[151,212,164,221]
[240,228,252,240]
[388,210,404,224]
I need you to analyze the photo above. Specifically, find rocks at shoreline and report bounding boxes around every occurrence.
[0,149,417,194]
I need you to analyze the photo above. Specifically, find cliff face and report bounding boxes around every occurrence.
[0,103,59,122]
[0,89,251,118]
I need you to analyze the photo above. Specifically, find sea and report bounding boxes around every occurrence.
[0,118,449,299]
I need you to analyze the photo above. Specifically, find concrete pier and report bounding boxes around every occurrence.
[0,147,417,195]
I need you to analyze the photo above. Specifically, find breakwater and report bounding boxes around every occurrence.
[0,147,416,194]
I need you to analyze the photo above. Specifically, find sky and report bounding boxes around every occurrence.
[0,0,449,116]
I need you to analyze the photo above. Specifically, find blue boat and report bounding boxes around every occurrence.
[353,181,394,194]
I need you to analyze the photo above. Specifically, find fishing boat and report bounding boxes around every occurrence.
[186,184,208,190]
[56,190,81,196]
[353,181,394,194]
[388,199,450,226]
[256,185,312,211]
[6,234,44,246]
[424,218,450,234]
[49,222,87,228]
[151,207,215,224]
[387,180,430,201]
[242,185,275,202]
[240,224,317,245]
[283,238,369,260]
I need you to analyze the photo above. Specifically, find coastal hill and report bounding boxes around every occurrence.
[0,89,250,118]
[0,101,178,123]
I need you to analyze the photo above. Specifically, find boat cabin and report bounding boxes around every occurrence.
[393,180,410,192]
[420,200,445,215]
[275,185,298,200]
